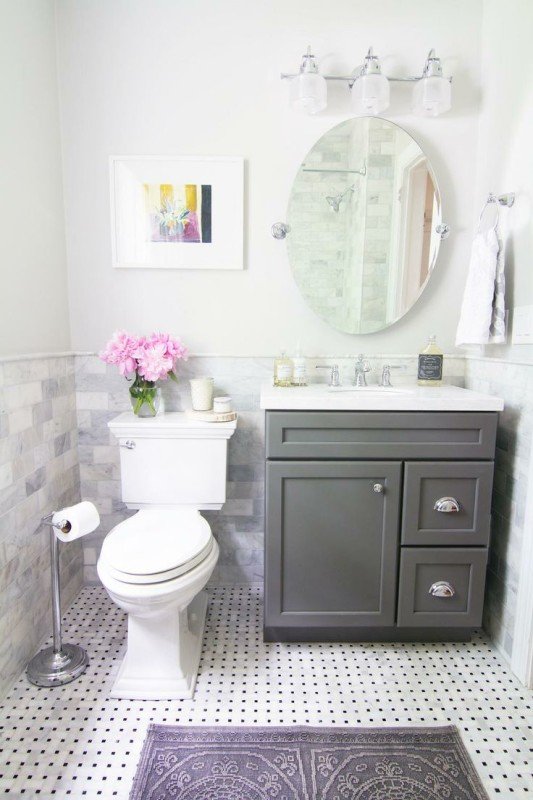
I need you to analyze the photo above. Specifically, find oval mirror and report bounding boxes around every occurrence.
[286,117,442,334]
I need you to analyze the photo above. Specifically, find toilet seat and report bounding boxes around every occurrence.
[100,509,213,585]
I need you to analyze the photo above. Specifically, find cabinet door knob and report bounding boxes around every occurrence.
[434,496,460,513]
[121,440,136,449]
[429,581,455,598]
[373,483,384,493]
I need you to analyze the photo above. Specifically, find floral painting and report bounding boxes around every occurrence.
[145,183,212,243]
[111,156,243,269]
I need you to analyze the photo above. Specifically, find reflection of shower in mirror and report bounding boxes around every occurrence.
[326,184,356,213]
[287,116,444,335]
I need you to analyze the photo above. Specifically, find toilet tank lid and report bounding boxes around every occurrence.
[100,509,212,576]
[108,412,237,439]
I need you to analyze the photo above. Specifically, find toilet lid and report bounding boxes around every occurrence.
[100,509,213,584]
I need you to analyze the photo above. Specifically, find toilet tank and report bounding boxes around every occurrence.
[108,412,237,510]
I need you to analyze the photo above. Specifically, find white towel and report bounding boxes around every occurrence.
[488,230,506,343]
[455,227,506,347]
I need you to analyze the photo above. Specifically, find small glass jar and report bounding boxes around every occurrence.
[291,356,307,386]
[213,396,232,413]
[274,352,293,387]
[129,379,161,417]
[417,335,443,386]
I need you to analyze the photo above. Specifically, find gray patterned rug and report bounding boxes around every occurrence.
[129,725,489,799]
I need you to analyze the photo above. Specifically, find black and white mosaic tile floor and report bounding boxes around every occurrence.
[0,585,531,799]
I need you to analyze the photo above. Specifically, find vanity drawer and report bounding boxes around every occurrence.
[397,547,488,628]
[402,461,494,546]
[266,411,498,460]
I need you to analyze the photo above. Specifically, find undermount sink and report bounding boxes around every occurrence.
[327,385,413,395]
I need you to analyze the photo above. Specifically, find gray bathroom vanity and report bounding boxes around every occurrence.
[260,383,504,642]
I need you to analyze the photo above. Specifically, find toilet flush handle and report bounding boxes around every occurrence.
[121,440,136,449]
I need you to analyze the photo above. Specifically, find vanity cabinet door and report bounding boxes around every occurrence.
[265,461,401,634]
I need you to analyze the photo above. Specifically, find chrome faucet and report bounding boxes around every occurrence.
[354,355,371,387]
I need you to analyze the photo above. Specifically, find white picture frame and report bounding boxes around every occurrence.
[110,155,244,270]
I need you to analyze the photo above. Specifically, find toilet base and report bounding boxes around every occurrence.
[110,590,208,700]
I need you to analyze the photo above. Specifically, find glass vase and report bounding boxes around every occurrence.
[129,377,160,417]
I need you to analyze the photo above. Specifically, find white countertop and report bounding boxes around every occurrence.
[260,383,504,412]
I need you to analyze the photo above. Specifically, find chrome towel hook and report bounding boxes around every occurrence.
[479,192,515,226]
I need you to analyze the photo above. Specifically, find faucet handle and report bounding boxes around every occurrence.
[380,364,404,387]
[316,364,341,387]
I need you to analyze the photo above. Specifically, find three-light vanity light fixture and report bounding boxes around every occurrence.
[282,46,452,117]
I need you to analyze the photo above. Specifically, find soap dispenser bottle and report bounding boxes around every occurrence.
[274,351,293,387]
[291,344,307,387]
[417,335,443,386]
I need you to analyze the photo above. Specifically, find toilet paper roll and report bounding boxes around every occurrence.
[52,501,100,543]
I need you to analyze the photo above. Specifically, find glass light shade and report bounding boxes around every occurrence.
[351,73,390,114]
[289,72,327,114]
[412,75,451,117]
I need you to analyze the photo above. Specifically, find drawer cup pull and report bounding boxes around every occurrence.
[434,496,460,513]
[429,581,455,598]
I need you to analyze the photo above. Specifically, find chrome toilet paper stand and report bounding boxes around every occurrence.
[26,513,89,687]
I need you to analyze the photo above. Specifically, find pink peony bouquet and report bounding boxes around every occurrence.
[100,330,188,416]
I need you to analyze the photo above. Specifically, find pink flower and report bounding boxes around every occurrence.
[99,330,140,376]
[135,341,174,382]
[100,330,187,382]
[148,332,188,364]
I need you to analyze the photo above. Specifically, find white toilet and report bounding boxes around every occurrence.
[97,411,236,700]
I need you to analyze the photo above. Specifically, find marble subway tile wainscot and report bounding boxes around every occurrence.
[3,381,43,411]
[0,354,83,697]
[465,356,533,664]
[7,407,33,436]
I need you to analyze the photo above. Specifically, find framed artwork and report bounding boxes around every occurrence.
[110,155,244,269]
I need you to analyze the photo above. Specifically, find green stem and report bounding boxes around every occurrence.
[145,393,156,414]
[128,373,159,416]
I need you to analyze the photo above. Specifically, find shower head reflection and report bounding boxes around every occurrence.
[326,184,356,212]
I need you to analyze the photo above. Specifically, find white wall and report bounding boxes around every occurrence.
[56,0,483,356]
[0,0,70,356]
[474,0,533,361]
